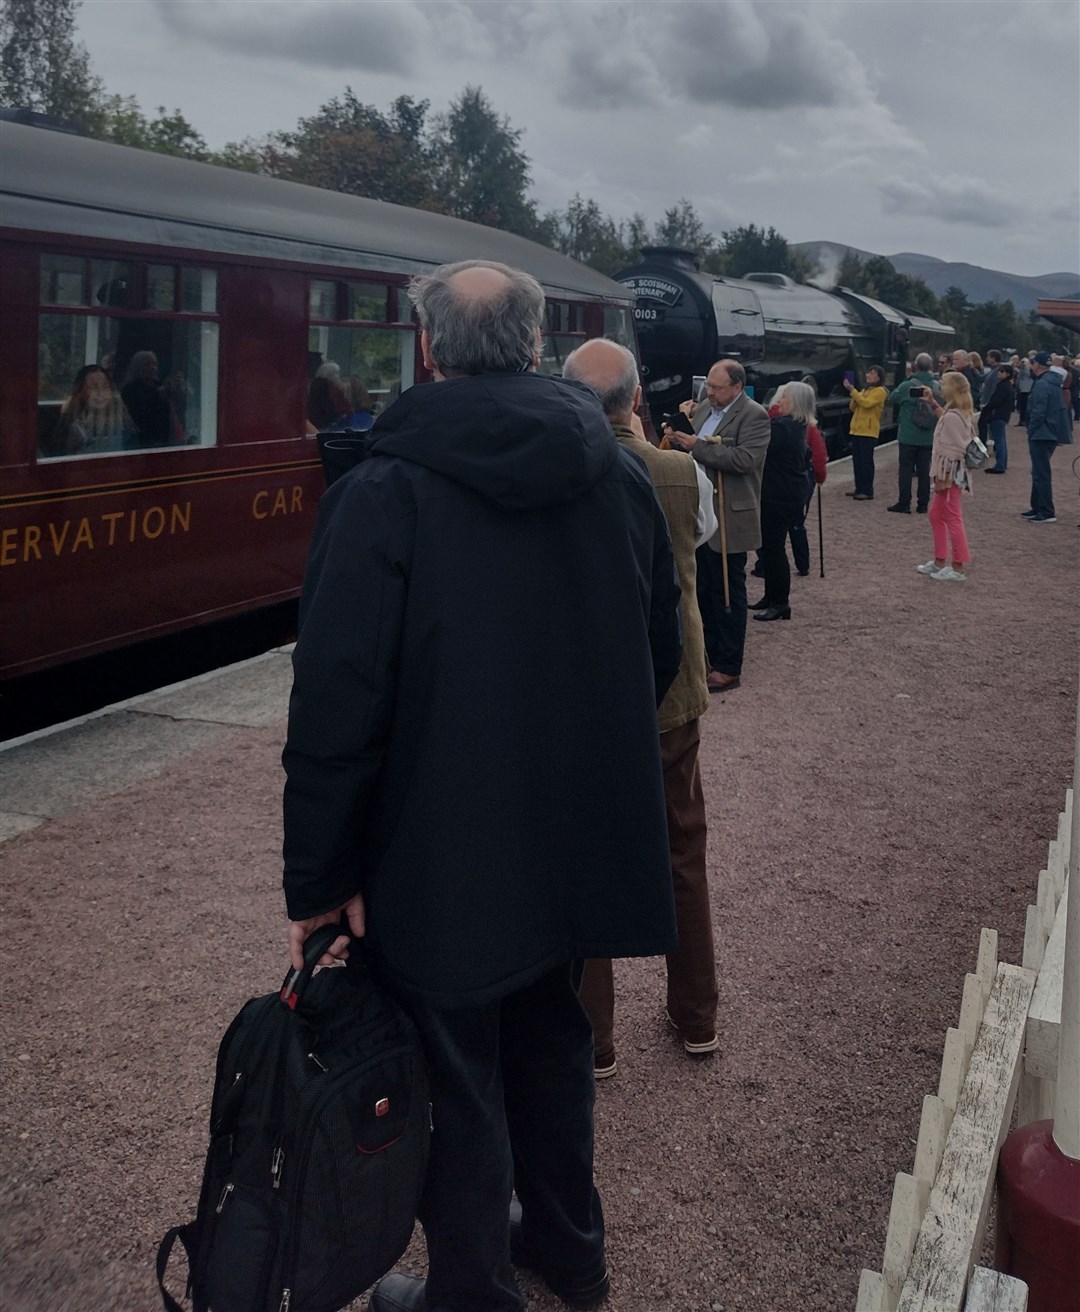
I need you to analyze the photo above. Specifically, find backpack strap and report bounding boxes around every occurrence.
[157,1223,198,1312]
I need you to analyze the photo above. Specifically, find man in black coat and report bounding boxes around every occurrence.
[282,260,682,1312]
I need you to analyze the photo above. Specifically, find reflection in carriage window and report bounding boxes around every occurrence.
[306,278,415,429]
[37,255,219,460]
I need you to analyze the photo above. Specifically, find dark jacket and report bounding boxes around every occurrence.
[760,416,809,515]
[282,371,682,1007]
[983,377,1015,424]
[1027,371,1072,444]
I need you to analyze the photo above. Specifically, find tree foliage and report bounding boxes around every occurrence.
[95,95,208,159]
[431,87,541,235]
[276,90,440,211]
[712,223,817,282]
[0,0,101,129]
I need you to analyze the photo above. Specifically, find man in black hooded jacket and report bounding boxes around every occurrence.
[282,260,682,1312]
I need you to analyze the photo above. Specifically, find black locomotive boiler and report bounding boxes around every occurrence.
[615,247,954,456]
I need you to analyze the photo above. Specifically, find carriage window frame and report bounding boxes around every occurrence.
[36,252,221,462]
[306,276,418,423]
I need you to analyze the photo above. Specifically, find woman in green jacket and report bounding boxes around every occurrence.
[844,366,888,499]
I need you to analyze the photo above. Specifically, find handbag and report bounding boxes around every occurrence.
[964,433,989,470]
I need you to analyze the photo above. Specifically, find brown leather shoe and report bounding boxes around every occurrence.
[706,672,740,693]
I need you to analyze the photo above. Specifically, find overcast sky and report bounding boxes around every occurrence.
[78,0,1079,277]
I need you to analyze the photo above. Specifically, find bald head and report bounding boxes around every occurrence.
[408,259,545,377]
[562,338,640,422]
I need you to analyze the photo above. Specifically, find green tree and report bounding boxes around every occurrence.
[0,0,101,130]
[544,195,631,276]
[95,94,208,158]
[835,250,866,290]
[714,224,818,281]
[652,199,715,266]
[431,86,541,235]
[280,90,441,210]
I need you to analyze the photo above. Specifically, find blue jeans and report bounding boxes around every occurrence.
[695,547,748,676]
[989,418,1008,471]
[850,436,876,495]
[1028,439,1055,517]
[405,965,603,1311]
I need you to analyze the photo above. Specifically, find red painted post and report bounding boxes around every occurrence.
[996,677,1080,1309]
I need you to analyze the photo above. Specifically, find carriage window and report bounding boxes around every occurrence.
[348,282,392,322]
[603,306,637,351]
[307,278,415,430]
[37,256,220,461]
[148,265,176,311]
[309,281,337,320]
[41,254,87,306]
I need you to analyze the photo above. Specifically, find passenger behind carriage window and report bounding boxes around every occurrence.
[37,253,220,461]
[121,351,185,447]
[43,364,132,457]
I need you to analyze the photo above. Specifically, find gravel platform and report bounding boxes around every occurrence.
[1,428,1077,1312]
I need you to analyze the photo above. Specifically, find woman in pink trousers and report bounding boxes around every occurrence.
[916,371,975,582]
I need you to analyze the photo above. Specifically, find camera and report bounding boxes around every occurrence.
[909,386,925,397]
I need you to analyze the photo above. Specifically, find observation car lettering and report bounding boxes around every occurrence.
[0,500,193,567]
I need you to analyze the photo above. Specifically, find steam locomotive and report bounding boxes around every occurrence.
[614,247,955,455]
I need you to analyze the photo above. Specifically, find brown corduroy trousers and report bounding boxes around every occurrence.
[579,718,718,1061]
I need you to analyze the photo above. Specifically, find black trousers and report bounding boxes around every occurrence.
[695,546,748,677]
[405,965,603,1311]
[759,501,802,608]
[897,444,932,511]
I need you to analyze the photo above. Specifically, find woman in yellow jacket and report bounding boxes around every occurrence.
[844,365,888,500]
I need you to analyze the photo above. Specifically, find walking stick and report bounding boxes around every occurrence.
[716,470,731,612]
[817,484,825,578]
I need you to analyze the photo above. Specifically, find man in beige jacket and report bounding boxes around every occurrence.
[565,338,721,1072]
[667,358,770,692]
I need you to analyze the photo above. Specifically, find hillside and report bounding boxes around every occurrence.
[795,240,1080,315]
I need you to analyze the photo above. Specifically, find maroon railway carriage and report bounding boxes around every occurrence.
[0,121,638,679]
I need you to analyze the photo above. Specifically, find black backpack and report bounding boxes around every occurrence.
[158,928,430,1312]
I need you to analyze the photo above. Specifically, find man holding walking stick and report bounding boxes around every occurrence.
[665,359,770,693]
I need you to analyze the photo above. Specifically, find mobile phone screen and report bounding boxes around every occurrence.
[691,375,707,402]
[844,371,856,386]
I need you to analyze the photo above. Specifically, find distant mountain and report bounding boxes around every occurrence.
[795,240,1080,315]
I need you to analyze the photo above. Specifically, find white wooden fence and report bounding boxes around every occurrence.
[855,789,1074,1312]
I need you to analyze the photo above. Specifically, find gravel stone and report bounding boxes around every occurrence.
[0,433,1075,1312]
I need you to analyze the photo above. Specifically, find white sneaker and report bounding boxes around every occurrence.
[932,566,966,582]
[916,560,943,575]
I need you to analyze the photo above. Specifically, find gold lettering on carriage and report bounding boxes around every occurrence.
[0,501,192,566]
[251,486,304,520]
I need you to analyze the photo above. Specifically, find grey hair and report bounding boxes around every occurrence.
[783,380,817,425]
[408,259,544,376]
[562,339,639,417]
[915,352,933,370]
[121,350,157,387]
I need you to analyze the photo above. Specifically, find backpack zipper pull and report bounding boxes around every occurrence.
[215,1183,234,1214]
[307,1051,328,1072]
[279,1289,291,1312]
[271,1145,285,1189]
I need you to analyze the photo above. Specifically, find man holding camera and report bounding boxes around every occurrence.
[664,359,770,693]
[887,353,938,514]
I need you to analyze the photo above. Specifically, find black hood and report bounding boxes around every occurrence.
[368,372,619,511]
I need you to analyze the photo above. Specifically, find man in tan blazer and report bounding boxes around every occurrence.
[667,358,770,692]
[564,338,721,1072]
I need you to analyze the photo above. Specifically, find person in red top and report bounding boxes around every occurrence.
[767,381,826,577]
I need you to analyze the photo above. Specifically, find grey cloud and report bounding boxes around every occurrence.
[659,1,861,110]
[152,0,422,74]
[878,178,1021,229]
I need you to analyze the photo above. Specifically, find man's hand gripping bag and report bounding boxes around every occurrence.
[158,927,430,1312]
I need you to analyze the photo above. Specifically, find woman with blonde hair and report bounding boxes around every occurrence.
[916,371,975,581]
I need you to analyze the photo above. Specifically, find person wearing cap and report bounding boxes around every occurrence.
[1021,352,1072,524]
